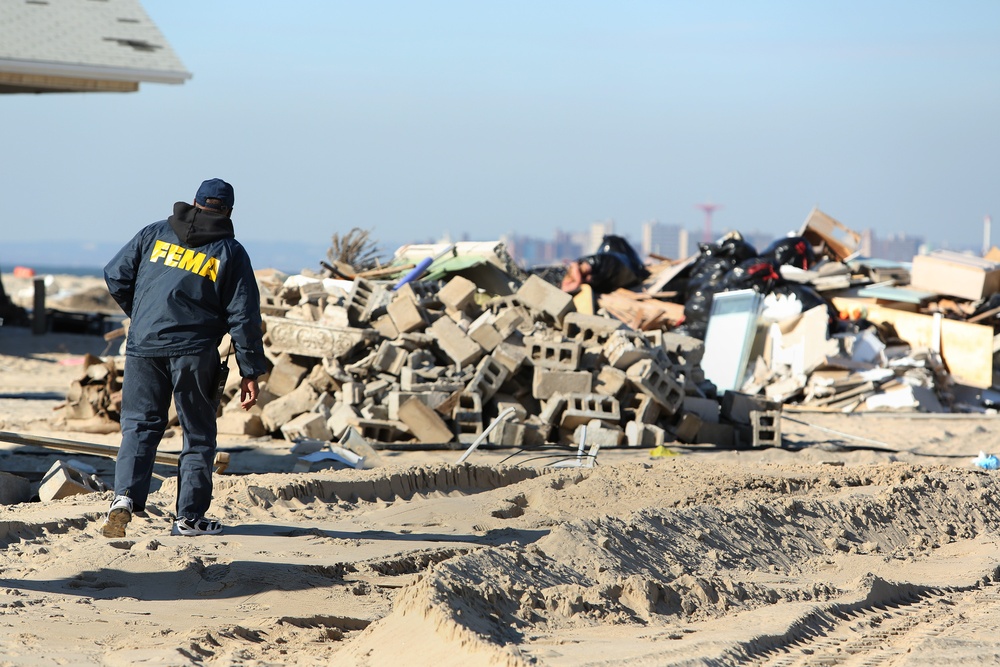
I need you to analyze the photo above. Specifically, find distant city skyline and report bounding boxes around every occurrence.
[1,2,997,258]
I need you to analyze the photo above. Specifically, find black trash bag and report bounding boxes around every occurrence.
[761,236,816,270]
[579,251,643,293]
[718,257,781,293]
[598,234,650,281]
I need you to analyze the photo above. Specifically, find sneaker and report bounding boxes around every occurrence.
[101,495,133,538]
[171,516,223,536]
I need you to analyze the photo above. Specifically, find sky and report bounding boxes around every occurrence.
[3,0,1000,263]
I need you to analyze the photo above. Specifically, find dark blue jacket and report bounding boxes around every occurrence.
[104,202,268,380]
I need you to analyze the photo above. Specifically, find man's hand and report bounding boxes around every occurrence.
[240,377,259,411]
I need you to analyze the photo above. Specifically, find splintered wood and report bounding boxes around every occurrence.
[597,288,685,331]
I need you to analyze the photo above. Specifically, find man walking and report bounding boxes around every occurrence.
[101,178,267,537]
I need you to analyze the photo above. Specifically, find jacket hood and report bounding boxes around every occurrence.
[168,202,235,247]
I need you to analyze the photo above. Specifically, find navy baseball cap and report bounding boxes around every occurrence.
[195,178,235,210]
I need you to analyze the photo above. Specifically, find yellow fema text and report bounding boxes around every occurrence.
[148,240,220,282]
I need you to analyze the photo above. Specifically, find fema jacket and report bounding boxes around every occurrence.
[104,202,268,380]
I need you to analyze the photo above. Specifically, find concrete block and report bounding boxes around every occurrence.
[468,312,503,352]
[303,363,337,394]
[261,383,319,432]
[604,330,654,370]
[516,274,574,324]
[493,339,528,375]
[372,341,408,375]
[571,420,623,448]
[347,417,407,443]
[532,367,593,400]
[387,390,449,420]
[750,409,781,447]
[0,472,31,505]
[626,359,684,415]
[560,393,621,429]
[38,460,107,501]
[623,392,661,425]
[721,391,781,426]
[371,313,400,339]
[466,355,509,401]
[217,409,267,437]
[452,391,483,443]
[661,331,706,367]
[487,419,526,446]
[684,396,720,423]
[524,336,582,371]
[625,421,665,447]
[398,398,454,444]
[438,275,478,311]
[673,412,702,444]
[280,411,332,442]
[340,381,364,406]
[430,316,483,367]
[326,402,360,439]
[265,353,312,397]
[493,306,531,337]
[562,312,625,346]
[387,294,428,333]
[594,366,628,396]
[695,421,736,447]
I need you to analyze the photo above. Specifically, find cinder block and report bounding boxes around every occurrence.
[516,275,574,324]
[326,402,360,439]
[604,331,654,370]
[524,336,582,371]
[453,391,484,443]
[493,339,528,374]
[493,306,531,337]
[684,396,721,423]
[532,367,592,400]
[430,316,483,367]
[695,421,736,447]
[38,460,107,502]
[372,341,408,375]
[387,390,449,420]
[721,391,782,426]
[398,398,454,444]
[371,313,400,339]
[750,409,781,447]
[625,421,665,447]
[672,412,701,443]
[661,331,706,367]
[560,393,621,429]
[468,312,503,352]
[487,419,526,446]
[571,420,623,448]
[387,294,428,333]
[261,383,319,432]
[347,418,407,443]
[344,277,375,323]
[217,409,267,437]
[0,472,30,505]
[562,312,625,346]
[466,355,509,401]
[280,411,332,442]
[339,381,364,405]
[594,366,628,396]
[438,275,478,311]
[626,359,684,415]
[265,353,312,397]
[622,392,661,425]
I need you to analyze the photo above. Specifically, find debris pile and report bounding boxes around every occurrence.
[53,208,1000,451]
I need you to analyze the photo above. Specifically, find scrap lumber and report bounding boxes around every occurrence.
[831,297,994,388]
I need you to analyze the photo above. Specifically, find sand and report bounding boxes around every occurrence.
[3,276,1000,665]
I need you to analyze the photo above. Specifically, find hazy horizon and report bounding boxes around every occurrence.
[2,1,998,257]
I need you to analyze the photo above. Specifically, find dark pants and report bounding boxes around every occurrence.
[115,349,220,520]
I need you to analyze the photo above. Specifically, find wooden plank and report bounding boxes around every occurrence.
[832,297,994,388]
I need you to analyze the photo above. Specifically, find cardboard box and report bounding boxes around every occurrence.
[909,251,1000,301]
